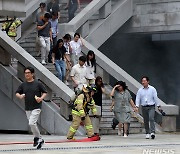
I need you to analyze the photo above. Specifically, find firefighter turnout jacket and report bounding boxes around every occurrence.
[2,18,21,37]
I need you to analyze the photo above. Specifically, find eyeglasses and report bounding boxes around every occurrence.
[24,72,31,74]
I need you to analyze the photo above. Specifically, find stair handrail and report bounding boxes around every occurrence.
[68,32,179,127]
[0,30,74,106]
[59,0,109,33]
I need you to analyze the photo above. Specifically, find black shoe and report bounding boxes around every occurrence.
[151,133,155,139]
[37,139,44,149]
[33,137,39,147]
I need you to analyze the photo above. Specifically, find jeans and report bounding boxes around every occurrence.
[26,109,41,138]
[142,105,155,134]
[68,3,78,21]
[49,37,57,63]
[55,60,66,81]
[39,36,50,62]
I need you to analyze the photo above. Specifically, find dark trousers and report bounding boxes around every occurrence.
[142,105,155,134]
[68,3,78,21]
[48,37,57,63]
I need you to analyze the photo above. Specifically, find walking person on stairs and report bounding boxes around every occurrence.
[37,12,52,65]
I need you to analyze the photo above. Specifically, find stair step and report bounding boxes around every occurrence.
[100,127,143,135]
[101,117,138,122]
[100,121,142,128]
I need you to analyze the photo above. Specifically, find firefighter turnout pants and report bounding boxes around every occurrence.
[67,114,94,139]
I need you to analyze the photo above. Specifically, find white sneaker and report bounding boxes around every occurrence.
[118,129,121,136]
[41,60,46,65]
[124,134,128,138]
[65,81,70,86]
[146,134,150,139]
[151,133,155,139]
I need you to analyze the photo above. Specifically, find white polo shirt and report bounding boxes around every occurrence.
[70,64,87,89]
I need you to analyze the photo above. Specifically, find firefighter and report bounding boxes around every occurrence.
[1,17,21,40]
[67,85,98,140]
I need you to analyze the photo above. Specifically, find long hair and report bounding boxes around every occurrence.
[95,76,104,88]
[86,50,96,72]
[53,39,64,53]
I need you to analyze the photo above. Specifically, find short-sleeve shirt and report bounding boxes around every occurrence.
[16,80,47,111]
[47,2,60,14]
[114,90,132,113]
[50,19,58,38]
[70,64,87,88]
[53,46,67,60]
[36,11,47,23]
[70,40,82,55]
[37,20,51,37]
[85,61,95,79]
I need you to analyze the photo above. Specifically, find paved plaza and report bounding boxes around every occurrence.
[0,133,180,154]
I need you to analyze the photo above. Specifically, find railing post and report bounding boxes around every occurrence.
[0,46,11,66]
[160,105,179,132]
[99,1,112,19]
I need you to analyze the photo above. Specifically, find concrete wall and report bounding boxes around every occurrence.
[99,31,180,130]
[0,89,28,131]
[120,0,180,33]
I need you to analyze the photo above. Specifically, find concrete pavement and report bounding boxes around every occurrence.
[0,133,180,154]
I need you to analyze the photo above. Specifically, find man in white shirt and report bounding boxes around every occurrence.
[135,76,161,139]
[70,33,83,66]
[70,56,87,91]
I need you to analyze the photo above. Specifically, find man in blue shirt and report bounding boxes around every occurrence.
[48,12,58,63]
[136,76,161,139]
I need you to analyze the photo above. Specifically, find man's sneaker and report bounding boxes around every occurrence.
[33,137,39,147]
[37,139,44,149]
[124,134,128,138]
[151,133,155,139]
[41,60,47,65]
[146,134,150,139]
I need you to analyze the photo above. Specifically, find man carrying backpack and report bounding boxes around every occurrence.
[67,85,98,140]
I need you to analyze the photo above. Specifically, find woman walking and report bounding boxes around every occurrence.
[52,39,67,82]
[92,76,106,135]
[85,50,96,85]
[110,81,137,137]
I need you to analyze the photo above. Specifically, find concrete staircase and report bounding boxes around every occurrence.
[100,85,144,135]
[17,0,144,135]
